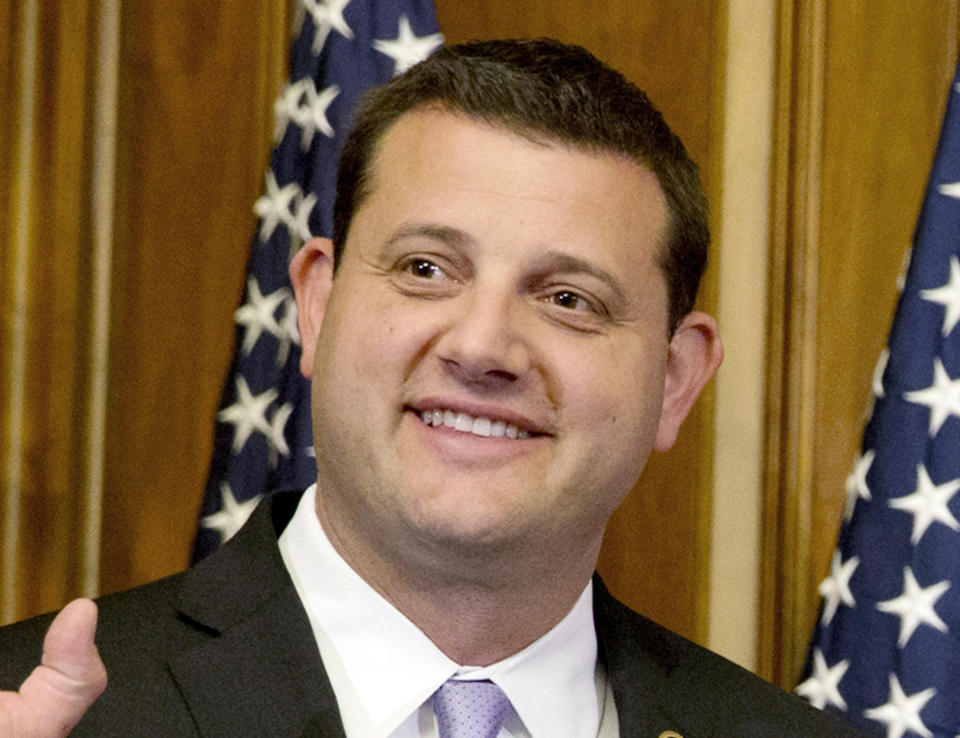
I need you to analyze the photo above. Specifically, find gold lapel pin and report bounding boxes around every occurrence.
[658,732,683,738]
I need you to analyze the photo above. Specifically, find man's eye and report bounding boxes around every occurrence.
[390,256,459,299]
[406,259,442,278]
[549,290,592,312]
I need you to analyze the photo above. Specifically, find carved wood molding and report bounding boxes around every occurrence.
[1,0,103,624]
[758,0,826,688]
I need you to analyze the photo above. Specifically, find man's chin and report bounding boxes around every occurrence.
[401,506,530,557]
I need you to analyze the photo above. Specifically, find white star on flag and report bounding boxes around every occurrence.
[276,294,300,367]
[218,376,278,453]
[896,245,914,293]
[873,348,889,399]
[297,82,339,150]
[938,180,960,199]
[889,463,960,544]
[265,402,295,464]
[844,449,875,520]
[903,358,960,436]
[290,191,317,243]
[201,482,262,543]
[234,277,288,355]
[373,15,443,76]
[795,649,849,710]
[304,0,354,54]
[864,348,890,423]
[877,567,950,648]
[818,550,859,625]
[920,255,960,335]
[253,170,300,242]
[863,674,936,738]
[273,79,308,143]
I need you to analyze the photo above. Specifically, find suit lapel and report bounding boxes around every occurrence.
[168,492,346,738]
[593,577,690,738]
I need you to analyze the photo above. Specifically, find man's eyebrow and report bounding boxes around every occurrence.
[528,250,629,304]
[384,223,476,250]
[381,230,631,303]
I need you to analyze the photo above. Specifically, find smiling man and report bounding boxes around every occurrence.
[294,107,693,664]
[0,39,863,737]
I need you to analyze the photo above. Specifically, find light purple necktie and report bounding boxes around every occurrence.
[431,679,511,738]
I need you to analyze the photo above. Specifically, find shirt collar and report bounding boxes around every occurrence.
[279,485,600,737]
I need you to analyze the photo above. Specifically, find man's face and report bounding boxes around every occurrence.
[296,108,717,572]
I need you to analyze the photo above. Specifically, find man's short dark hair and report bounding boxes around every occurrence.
[332,38,708,332]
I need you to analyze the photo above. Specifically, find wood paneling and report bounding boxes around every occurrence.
[2,1,100,621]
[0,0,22,564]
[99,1,287,595]
[435,0,720,643]
[761,0,960,687]
[1,4,288,624]
[0,0,16,290]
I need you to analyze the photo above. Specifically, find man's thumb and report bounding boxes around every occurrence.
[41,599,105,683]
[18,598,107,733]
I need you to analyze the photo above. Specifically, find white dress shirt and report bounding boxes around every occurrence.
[278,484,614,738]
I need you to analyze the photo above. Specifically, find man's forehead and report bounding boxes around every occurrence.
[365,106,663,207]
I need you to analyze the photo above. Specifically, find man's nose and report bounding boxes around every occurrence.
[434,288,532,387]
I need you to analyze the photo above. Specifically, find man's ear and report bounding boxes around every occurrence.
[289,237,335,378]
[654,311,723,450]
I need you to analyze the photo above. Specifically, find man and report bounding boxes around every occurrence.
[0,40,863,736]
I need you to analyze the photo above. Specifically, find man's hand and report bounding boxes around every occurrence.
[0,599,107,737]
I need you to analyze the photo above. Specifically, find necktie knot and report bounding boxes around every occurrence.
[431,679,511,738]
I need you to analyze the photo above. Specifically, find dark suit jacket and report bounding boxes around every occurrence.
[0,491,863,737]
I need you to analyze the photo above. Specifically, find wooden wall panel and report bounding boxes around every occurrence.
[0,0,22,589]
[1,2,289,623]
[2,1,100,622]
[761,0,960,686]
[99,1,287,595]
[435,0,720,643]
[0,0,15,284]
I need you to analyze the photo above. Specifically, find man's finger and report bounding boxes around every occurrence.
[14,598,107,735]
[40,599,105,684]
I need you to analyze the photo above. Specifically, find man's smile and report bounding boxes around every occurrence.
[417,408,532,439]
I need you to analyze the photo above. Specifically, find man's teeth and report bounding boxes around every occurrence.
[419,410,530,439]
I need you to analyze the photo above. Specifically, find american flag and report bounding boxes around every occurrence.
[192,0,442,561]
[797,58,960,737]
